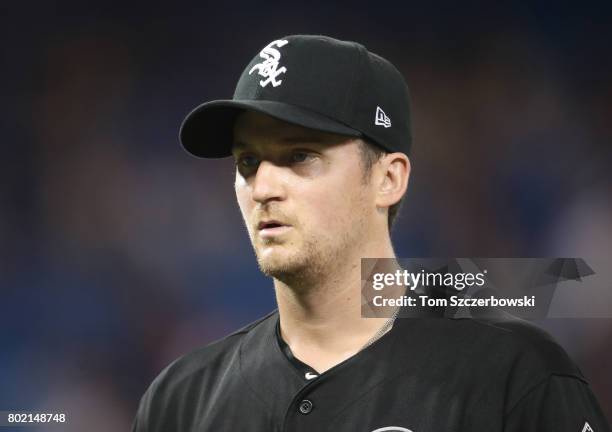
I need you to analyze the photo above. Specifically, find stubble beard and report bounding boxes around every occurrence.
[251,216,366,290]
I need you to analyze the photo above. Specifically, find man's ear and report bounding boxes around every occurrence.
[375,153,411,208]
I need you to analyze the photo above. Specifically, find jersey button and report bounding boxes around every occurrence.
[298,399,313,415]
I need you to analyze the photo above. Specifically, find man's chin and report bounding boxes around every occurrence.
[256,252,308,280]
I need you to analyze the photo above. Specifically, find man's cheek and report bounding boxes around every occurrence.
[312,196,345,230]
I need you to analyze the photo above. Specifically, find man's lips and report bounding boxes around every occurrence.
[257,220,290,230]
[257,220,292,238]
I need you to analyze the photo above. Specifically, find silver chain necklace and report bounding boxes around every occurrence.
[361,307,400,350]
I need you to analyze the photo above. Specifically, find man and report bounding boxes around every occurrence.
[132,35,609,431]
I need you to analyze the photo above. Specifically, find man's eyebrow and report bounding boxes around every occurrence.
[232,136,328,152]
[231,141,248,152]
[280,135,328,144]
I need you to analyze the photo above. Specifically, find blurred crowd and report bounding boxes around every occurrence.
[1,2,611,429]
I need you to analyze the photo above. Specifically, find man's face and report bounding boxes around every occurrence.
[232,111,376,283]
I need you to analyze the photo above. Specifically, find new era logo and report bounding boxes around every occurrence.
[582,421,594,432]
[375,106,391,128]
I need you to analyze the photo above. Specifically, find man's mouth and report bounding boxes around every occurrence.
[258,220,285,230]
[257,220,292,238]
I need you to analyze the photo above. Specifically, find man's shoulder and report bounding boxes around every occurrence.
[132,311,278,431]
[446,314,585,380]
[450,316,608,426]
[399,311,585,382]
[148,310,278,393]
[394,313,589,415]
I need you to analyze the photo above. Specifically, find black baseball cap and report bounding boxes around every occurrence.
[179,35,412,158]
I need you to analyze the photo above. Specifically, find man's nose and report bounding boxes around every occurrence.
[251,160,287,204]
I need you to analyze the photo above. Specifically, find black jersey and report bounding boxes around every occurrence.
[132,310,609,432]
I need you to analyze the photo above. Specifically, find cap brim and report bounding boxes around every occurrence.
[179,100,362,158]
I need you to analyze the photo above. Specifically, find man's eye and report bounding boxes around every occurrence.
[291,151,314,163]
[236,155,259,167]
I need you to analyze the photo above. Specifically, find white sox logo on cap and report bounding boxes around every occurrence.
[249,39,289,88]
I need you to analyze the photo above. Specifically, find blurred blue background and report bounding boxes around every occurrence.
[1,1,611,429]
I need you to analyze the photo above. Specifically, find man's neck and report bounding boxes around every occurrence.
[274,240,401,373]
